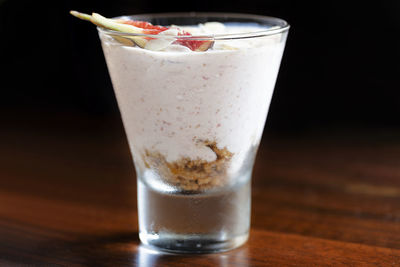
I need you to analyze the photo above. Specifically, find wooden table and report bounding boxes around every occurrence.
[1,115,400,266]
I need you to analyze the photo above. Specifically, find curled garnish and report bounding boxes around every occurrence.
[70,11,214,51]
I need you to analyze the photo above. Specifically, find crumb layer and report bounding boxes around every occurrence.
[143,141,233,190]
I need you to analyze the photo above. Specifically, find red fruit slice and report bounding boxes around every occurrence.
[119,20,213,51]
[175,30,214,52]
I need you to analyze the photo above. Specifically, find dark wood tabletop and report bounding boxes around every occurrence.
[1,114,400,266]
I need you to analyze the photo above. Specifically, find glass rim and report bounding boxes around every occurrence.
[97,12,290,41]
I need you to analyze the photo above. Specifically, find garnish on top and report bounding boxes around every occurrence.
[70,11,214,52]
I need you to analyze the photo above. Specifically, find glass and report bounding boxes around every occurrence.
[97,12,289,253]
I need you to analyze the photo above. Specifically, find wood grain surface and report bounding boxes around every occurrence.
[1,114,400,266]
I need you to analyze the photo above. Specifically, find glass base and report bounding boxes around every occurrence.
[137,172,251,254]
[139,231,249,253]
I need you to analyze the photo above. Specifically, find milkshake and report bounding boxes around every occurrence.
[71,11,289,253]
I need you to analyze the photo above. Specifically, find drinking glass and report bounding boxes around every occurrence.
[97,12,289,253]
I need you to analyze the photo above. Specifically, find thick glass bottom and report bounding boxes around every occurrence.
[137,173,251,253]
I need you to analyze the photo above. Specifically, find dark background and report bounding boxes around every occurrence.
[2,2,400,265]
[1,0,399,133]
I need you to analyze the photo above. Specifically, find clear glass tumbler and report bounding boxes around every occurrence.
[98,13,289,253]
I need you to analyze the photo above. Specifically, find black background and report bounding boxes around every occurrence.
[1,0,399,133]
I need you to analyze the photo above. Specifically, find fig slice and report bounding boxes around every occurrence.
[175,29,214,51]
[176,36,214,52]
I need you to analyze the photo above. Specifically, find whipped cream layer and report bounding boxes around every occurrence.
[100,25,287,172]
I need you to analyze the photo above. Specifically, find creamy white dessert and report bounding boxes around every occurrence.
[99,24,287,189]
[71,11,289,252]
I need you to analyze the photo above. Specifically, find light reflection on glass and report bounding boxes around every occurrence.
[136,244,249,267]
